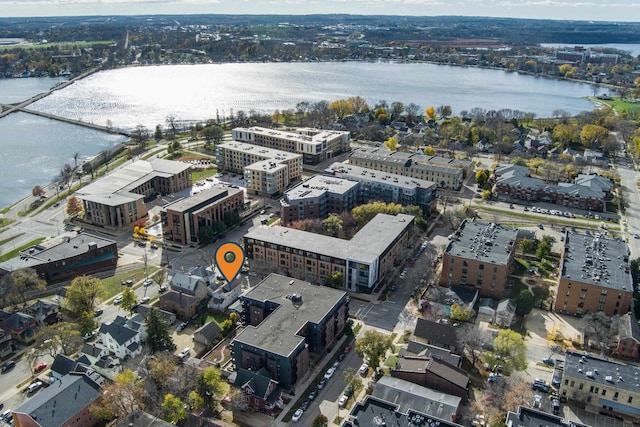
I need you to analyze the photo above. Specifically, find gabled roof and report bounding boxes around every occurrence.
[402,341,461,368]
[618,312,640,343]
[99,321,138,346]
[80,343,104,358]
[413,318,458,349]
[24,300,59,317]
[234,368,275,399]
[3,312,36,331]
[194,321,222,342]
[13,373,101,427]
[425,358,469,390]
[496,298,516,314]
[159,290,200,307]
[170,272,206,294]
[50,354,76,377]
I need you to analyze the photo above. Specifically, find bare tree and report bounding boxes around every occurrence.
[584,312,620,354]
[165,114,179,139]
[457,325,492,367]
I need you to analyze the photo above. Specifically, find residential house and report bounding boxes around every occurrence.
[554,232,633,317]
[170,271,210,300]
[391,353,469,400]
[231,274,349,390]
[0,327,12,358]
[24,300,60,326]
[50,354,78,381]
[115,411,174,427]
[2,312,38,344]
[159,291,200,320]
[559,351,640,421]
[400,341,462,368]
[412,318,460,352]
[616,312,640,360]
[496,299,517,328]
[98,315,143,360]
[136,304,177,326]
[208,281,242,312]
[233,368,283,413]
[506,406,591,427]
[193,321,223,354]
[12,372,102,427]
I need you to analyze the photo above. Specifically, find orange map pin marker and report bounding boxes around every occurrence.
[215,242,245,284]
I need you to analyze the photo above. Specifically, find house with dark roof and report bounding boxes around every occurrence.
[24,299,60,326]
[1,312,38,344]
[159,290,200,320]
[400,341,462,368]
[506,405,591,427]
[135,304,177,326]
[0,327,12,358]
[413,318,460,352]
[50,354,77,380]
[233,368,283,413]
[391,354,469,400]
[170,271,209,300]
[496,299,517,328]
[12,372,101,427]
[98,316,143,360]
[616,312,640,360]
[193,321,222,353]
[208,281,242,312]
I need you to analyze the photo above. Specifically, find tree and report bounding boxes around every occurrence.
[195,366,226,411]
[552,123,579,148]
[583,312,620,353]
[60,163,74,191]
[162,393,188,424]
[437,105,452,119]
[457,325,491,367]
[390,101,404,120]
[384,136,398,151]
[323,214,343,237]
[481,189,492,200]
[145,308,175,353]
[91,368,143,420]
[580,124,609,149]
[425,106,436,120]
[343,368,363,395]
[347,96,368,114]
[328,99,353,119]
[352,201,403,227]
[312,414,329,427]
[165,114,179,139]
[450,304,473,322]
[203,124,224,147]
[1,268,46,307]
[34,322,82,357]
[65,275,105,316]
[355,330,393,371]
[131,124,150,148]
[475,170,488,187]
[66,196,84,218]
[493,329,527,371]
[31,185,45,198]
[120,286,138,315]
[518,238,533,256]
[423,145,435,155]
[405,102,421,126]
[515,289,534,316]
[148,353,178,389]
[536,239,551,260]
[78,310,98,335]
[154,124,163,141]
[72,151,81,169]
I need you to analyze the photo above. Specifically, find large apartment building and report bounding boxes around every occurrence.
[244,213,414,293]
[163,185,244,245]
[559,351,640,421]
[231,126,350,164]
[325,162,437,215]
[231,273,349,390]
[439,220,519,298]
[554,231,633,317]
[348,146,472,190]
[215,142,302,196]
[280,174,359,225]
[76,159,191,229]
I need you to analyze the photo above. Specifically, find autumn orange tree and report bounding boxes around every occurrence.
[65,196,84,218]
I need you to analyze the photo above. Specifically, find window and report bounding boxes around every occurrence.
[579,293,586,300]
[628,396,632,404]
[582,286,588,291]
[463,260,468,266]
[479,264,484,270]
[602,389,606,396]
[601,289,608,295]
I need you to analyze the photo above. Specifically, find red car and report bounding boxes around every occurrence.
[34,362,48,373]
[344,344,352,354]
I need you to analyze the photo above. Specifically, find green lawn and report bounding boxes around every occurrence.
[101,266,160,299]
[0,233,24,246]
[385,354,399,368]
[0,40,117,51]
[587,96,640,115]
[0,237,46,262]
[0,218,15,228]
[191,168,219,182]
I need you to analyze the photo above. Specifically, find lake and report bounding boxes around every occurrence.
[0,61,600,208]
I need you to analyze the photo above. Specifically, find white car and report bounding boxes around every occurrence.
[324,367,335,380]
[140,296,150,304]
[143,279,154,287]
[292,409,303,422]
[359,363,369,376]
[113,295,123,305]
[339,395,349,407]
[178,348,190,359]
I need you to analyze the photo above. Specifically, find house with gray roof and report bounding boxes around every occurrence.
[170,270,209,300]
[24,299,60,326]
[506,406,591,427]
[50,354,77,380]
[391,351,469,399]
[233,368,283,413]
[1,312,38,344]
[193,321,222,353]
[347,395,464,427]
[12,372,101,427]
[98,316,143,360]
[413,318,460,352]
[616,312,640,360]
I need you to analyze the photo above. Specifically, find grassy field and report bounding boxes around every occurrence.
[587,96,640,115]
[191,168,219,182]
[0,237,46,262]
[101,266,161,299]
[0,40,116,51]
[0,233,24,247]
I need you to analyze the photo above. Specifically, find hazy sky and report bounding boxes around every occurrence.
[0,0,639,22]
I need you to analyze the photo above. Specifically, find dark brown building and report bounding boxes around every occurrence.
[392,355,469,400]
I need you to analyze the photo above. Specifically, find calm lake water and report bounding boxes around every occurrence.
[541,43,640,57]
[0,61,601,207]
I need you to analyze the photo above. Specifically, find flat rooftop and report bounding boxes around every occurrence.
[350,395,463,427]
[77,158,191,206]
[0,232,116,272]
[561,232,633,292]
[350,147,471,171]
[245,213,414,264]
[564,351,640,395]
[506,406,590,427]
[233,273,347,357]
[325,162,436,190]
[236,126,347,145]
[445,220,517,266]
[217,141,302,162]
[284,174,358,201]
[164,185,242,213]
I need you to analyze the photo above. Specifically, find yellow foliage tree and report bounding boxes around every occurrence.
[423,145,435,155]
[425,106,436,120]
[328,99,353,119]
[384,136,398,151]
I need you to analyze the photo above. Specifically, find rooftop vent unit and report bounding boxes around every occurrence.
[605,375,614,382]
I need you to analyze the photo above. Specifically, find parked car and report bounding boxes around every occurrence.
[176,322,188,332]
[113,295,123,305]
[1,361,16,373]
[34,363,48,373]
[317,378,328,390]
[291,409,303,423]
[552,398,561,414]
[308,390,317,401]
[178,348,190,359]
[359,363,369,376]
[542,357,555,366]
[344,344,352,354]
[339,395,349,407]
[324,367,335,380]
[26,381,43,394]
[143,279,154,287]
[140,296,150,304]
[488,373,503,383]
[150,243,159,249]
[159,285,168,293]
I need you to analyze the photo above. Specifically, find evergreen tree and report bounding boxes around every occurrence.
[146,308,175,353]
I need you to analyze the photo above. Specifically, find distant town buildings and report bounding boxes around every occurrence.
[0,233,118,283]
[348,146,472,190]
[439,220,520,298]
[494,164,612,212]
[559,351,640,421]
[231,126,350,164]
[163,185,244,245]
[76,158,191,229]
[215,142,302,196]
[231,273,349,390]
[244,213,414,293]
[554,231,633,317]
